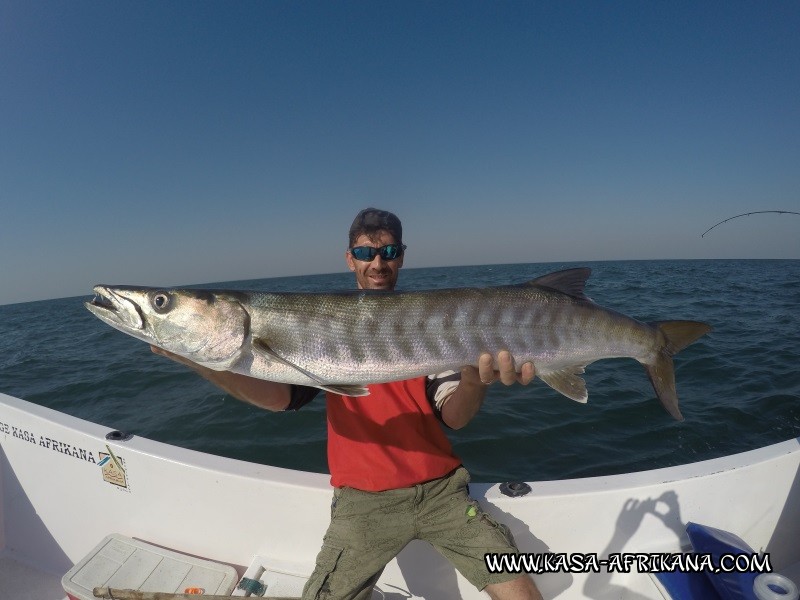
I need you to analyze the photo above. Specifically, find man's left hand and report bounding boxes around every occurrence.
[463,351,536,386]
[445,351,536,429]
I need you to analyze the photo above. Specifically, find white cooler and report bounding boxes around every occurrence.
[61,534,238,600]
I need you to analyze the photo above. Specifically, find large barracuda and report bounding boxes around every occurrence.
[85,268,711,420]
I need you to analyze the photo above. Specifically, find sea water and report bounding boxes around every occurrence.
[1,259,798,482]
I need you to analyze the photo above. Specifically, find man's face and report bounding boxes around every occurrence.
[346,230,404,290]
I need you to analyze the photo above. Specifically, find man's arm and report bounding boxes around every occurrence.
[152,345,532,421]
[150,346,292,411]
[440,351,535,430]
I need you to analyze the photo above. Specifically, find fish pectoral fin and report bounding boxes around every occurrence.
[538,366,589,403]
[252,337,296,366]
[252,338,369,397]
[252,338,328,383]
[318,384,370,397]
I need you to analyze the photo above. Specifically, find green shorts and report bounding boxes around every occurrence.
[302,466,524,600]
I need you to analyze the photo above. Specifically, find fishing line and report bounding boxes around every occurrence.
[700,210,800,237]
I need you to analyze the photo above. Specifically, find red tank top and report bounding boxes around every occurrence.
[325,376,462,491]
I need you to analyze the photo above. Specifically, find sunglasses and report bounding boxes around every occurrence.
[349,244,406,262]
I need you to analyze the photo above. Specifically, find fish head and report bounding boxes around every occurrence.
[86,286,249,367]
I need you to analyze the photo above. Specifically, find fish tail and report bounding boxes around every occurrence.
[644,321,713,421]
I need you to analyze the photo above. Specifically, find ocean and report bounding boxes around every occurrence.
[1,259,798,483]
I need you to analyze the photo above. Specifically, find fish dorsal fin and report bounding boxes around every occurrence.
[252,338,369,397]
[528,268,592,300]
[538,365,590,403]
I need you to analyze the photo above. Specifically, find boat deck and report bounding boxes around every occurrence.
[5,547,800,600]
[2,393,799,600]
[0,552,67,600]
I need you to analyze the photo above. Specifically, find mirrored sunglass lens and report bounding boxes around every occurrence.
[351,245,402,261]
[351,247,377,260]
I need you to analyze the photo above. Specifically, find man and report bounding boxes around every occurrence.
[153,208,542,600]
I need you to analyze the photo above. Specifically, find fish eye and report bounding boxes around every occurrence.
[152,292,171,311]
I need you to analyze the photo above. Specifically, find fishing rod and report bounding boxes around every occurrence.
[701,210,800,238]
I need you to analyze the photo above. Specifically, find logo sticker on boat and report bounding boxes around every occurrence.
[99,445,128,490]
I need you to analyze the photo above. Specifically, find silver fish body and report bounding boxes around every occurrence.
[85,268,711,419]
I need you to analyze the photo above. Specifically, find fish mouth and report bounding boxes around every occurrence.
[89,290,115,310]
[85,286,145,330]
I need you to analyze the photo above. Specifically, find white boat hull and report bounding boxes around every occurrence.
[2,391,799,599]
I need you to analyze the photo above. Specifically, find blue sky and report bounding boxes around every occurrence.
[2,1,799,305]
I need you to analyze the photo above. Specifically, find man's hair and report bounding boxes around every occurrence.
[348,208,403,247]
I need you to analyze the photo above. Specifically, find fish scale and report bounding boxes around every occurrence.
[85,268,711,420]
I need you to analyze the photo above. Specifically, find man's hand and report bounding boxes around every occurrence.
[461,350,536,387]
[443,351,536,430]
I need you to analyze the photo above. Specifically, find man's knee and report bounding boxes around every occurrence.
[484,574,543,600]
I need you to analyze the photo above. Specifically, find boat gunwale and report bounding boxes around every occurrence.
[3,391,798,498]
